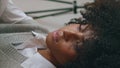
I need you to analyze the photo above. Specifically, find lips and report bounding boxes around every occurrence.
[53,30,59,43]
[52,30,63,43]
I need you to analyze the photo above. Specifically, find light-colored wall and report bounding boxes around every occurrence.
[12,0,94,31]
[13,0,93,12]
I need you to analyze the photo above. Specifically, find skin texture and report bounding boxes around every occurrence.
[46,24,95,65]
[39,0,120,67]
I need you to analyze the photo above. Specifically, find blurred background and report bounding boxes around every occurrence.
[12,0,93,31]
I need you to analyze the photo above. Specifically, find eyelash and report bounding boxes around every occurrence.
[78,24,82,31]
[74,42,81,52]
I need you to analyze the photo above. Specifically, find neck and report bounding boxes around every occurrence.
[37,49,59,66]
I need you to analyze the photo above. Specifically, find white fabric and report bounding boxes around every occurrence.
[0,0,55,67]
[0,0,32,23]
[16,33,56,68]
[21,52,56,68]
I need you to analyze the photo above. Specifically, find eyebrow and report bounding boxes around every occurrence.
[80,24,90,32]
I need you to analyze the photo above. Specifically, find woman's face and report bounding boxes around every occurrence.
[46,24,94,64]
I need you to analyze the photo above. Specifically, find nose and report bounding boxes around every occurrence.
[63,30,83,41]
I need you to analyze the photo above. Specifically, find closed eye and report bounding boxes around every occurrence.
[78,24,82,32]
[79,24,90,32]
[73,41,83,53]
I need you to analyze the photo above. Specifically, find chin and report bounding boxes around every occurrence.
[46,33,53,48]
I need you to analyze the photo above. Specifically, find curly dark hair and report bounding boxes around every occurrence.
[58,0,120,68]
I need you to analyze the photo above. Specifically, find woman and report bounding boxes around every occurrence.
[23,0,120,67]
[60,0,120,68]
[17,18,96,68]
[0,0,120,68]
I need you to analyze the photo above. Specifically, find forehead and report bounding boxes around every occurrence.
[61,24,79,31]
[67,23,93,31]
[65,23,95,40]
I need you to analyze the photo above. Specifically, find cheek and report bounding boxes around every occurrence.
[54,42,77,59]
[46,34,77,60]
[61,46,77,58]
